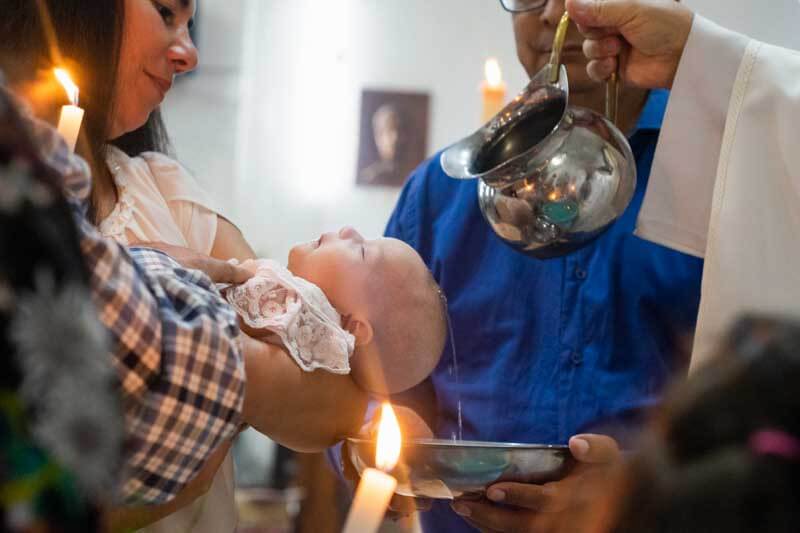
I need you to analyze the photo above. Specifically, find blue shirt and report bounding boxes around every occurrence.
[384,91,703,531]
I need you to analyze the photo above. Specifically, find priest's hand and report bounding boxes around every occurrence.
[450,434,621,533]
[566,0,694,89]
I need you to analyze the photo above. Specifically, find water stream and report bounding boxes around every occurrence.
[443,300,463,442]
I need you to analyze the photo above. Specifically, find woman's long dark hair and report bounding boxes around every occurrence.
[0,0,172,222]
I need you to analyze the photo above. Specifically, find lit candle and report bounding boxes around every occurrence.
[342,402,402,533]
[481,57,507,123]
[54,68,84,152]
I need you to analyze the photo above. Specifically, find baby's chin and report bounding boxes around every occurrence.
[286,244,303,274]
[286,240,316,274]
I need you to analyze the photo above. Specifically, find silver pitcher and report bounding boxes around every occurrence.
[441,14,636,259]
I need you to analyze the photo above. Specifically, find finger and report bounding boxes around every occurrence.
[229,264,255,284]
[485,482,553,511]
[451,500,534,533]
[207,260,253,284]
[566,0,633,29]
[582,36,622,60]
[463,520,502,533]
[569,434,621,465]
[574,23,620,40]
[463,505,563,533]
[388,494,418,516]
[415,497,433,512]
[586,57,617,82]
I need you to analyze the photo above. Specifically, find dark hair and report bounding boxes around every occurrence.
[0,0,172,222]
[609,316,800,533]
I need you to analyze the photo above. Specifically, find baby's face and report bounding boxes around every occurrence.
[287,227,420,314]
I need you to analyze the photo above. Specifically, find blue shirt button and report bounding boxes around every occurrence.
[571,351,583,365]
[575,267,588,280]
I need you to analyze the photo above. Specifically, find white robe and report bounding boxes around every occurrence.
[635,15,800,371]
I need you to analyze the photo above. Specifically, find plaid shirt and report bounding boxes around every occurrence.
[29,112,246,504]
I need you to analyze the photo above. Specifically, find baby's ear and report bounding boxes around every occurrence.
[342,314,374,346]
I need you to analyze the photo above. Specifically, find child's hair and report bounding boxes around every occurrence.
[361,262,447,395]
[609,316,800,533]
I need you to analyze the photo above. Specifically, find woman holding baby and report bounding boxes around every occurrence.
[1,0,449,530]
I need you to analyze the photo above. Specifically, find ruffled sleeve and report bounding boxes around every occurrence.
[140,152,220,255]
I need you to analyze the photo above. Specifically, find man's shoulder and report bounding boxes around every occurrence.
[390,150,475,236]
[404,150,449,189]
[402,150,476,205]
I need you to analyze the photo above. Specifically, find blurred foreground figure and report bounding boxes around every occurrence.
[0,79,122,533]
[578,316,800,533]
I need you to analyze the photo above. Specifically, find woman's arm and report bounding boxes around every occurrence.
[241,335,369,452]
[156,219,367,449]
[211,216,257,261]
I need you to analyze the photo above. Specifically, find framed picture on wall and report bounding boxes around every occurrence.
[356,89,430,188]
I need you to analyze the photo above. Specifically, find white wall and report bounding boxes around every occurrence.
[230,0,527,258]
[161,1,246,217]
[163,0,800,259]
[684,0,800,49]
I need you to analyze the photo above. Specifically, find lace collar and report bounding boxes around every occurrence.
[97,147,135,244]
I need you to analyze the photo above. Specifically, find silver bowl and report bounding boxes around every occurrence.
[347,438,573,500]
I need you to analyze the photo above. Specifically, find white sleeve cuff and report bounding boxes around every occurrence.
[635,15,750,257]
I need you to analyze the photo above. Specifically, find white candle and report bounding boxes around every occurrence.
[57,104,85,153]
[342,402,402,533]
[54,68,84,152]
[481,57,507,123]
[342,468,397,533]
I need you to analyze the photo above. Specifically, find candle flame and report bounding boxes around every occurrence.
[484,58,503,88]
[54,68,79,106]
[375,402,402,472]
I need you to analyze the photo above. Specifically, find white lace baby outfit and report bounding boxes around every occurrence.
[101,145,236,533]
[223,258,354,374]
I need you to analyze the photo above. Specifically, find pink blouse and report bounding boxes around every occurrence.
[100,145,219,253]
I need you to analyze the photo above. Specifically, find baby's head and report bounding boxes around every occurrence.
[288,227,446,395]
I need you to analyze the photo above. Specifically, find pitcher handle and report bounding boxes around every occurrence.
[549,12,620,126]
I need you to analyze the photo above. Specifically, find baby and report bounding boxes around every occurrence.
[224,226,447,395]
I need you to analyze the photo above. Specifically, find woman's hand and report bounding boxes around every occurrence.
[138,242,253,284]
[450,434,622,533]
[566,0,694,89]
